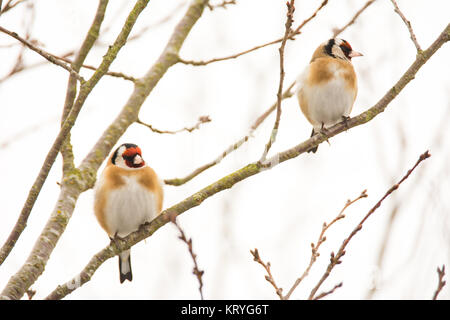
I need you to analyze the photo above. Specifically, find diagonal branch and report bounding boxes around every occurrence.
[171,216,205,300]
[308,151,431,300]
[283,190,368,300]
[332,0,376,37]
[432,265,446,300]
[0,26,85,82]
[44,23,449,300]
[390,0,422,52]
[250,249,284,299]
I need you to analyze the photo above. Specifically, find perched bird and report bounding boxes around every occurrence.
[94,143,163,283]
[296,38,363,153]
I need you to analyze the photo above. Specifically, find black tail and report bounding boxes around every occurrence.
[308,128,318,153]
[119,251,133,283]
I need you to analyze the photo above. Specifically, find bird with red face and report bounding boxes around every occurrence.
[94,143,163,283]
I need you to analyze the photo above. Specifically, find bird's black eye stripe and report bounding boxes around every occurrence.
[111,148,119,164]
[123,154,135,161]
[111,143,139,164]
[324,38,335,58]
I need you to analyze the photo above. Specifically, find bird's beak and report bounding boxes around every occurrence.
[348,50,363,58]
[133,154,143,165]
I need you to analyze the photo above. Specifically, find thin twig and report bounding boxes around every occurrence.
[207,0,236,11]
[390,0,422,52]
[308,151,431,300]
[313,282,343,300]
[0,0,28,15]
[259,0,295,163]
[252,191,365,300]
[137,116,211,134]
[179,0,328,66]
[432,265,446,300]
[56,54,137,82]
[164,82,296,186]
[0,26,85,83]
[170,216,204,300]
[332,0,376,37]
[250,249,284,299]
[283,190,368,300]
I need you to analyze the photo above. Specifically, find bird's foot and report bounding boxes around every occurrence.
[341,115,350,130]
[319,124,331,146]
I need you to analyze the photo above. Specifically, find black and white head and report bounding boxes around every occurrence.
[324,38,363,61]
[111,143,145,169]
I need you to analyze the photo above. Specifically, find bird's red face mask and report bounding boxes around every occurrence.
[122,147,145,168]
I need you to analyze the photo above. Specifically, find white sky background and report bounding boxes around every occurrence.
[0,0,449,300]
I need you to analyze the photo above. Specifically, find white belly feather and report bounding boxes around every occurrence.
[297,64,356,132]
[105,176,157,238]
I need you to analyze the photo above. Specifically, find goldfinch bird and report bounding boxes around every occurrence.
[296,38,363,153]
[94,143,163,283]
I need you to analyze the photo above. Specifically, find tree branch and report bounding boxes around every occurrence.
[332,0,376,37]
[259,0,295,162]
[432,265,446,300]
[313,282,343,300]
[308,151,431,300]
[179,0,328,66]
[136,115,211,134]
[390,0,422,52]
[171,216,204,300]
[283,190,367,300]
[0,26,85,82]
[250,249,284,299]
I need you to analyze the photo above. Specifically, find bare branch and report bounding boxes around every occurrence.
[0,26,85,83]
[432,265,446,300]
[390,0,422,52]
[207,0,236,11]
[308,151,431,300]
[259,0,295,163]
[332,0,376,37]
[171,216,205,300]
[179,0,328,66]
[250,249,284,299]
[56,54,138,82]
[0,0,28,15]
[137,115,211,134]
[313,282,343,300]
[283,190,368,300]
